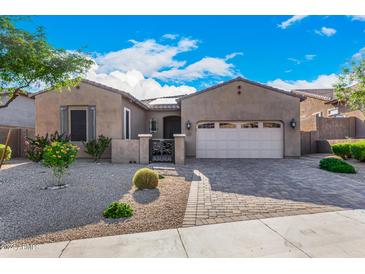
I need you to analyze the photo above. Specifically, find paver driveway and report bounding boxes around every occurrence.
[177,154,365,226]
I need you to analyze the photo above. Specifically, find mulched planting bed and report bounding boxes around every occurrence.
[10,174,190,246]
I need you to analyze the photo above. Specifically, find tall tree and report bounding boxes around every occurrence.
[334,57,365,113]
[0,16,94,108]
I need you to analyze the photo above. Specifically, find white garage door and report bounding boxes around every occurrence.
[196,121,283,158]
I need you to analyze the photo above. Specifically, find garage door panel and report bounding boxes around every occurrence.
[197,121,283,159]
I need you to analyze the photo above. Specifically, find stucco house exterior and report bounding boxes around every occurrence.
[0,92,35,129]
[31,77,303,161]
[292,88,365,137]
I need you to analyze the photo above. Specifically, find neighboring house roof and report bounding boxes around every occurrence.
[178,77,305,102]
[292,88,335,101]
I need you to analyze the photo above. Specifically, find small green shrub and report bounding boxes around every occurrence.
[42,141,79,185]
[319,157,356,174]
[103,202,133,219]
[0,144,12,161]
[331,143,352,159]
[133,168,159,189]
[25,131,70,162]
[83,135,111,161]
[350,141,365,162]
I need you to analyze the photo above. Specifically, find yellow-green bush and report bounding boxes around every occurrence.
[350,141,365,162]
[0,144,12,161]
[133,168,159,189]
[331,143,352,159]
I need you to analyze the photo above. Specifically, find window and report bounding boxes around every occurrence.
[149,119,157,133]
[124,107,131,140]
[328,108,339,117]
[263,122,281,128]
[198,123,215,129]
[219,122,236,128]
[69,109,87,141]
[241,122,259,128]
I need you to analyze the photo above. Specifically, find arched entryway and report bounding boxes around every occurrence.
[163,116,181,139]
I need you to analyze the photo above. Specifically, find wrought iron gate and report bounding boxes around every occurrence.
[149,139,175,163]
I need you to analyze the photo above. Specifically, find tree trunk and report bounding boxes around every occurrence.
[0,129,12,168]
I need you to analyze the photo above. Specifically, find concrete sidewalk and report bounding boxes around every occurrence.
[1,209,365,258]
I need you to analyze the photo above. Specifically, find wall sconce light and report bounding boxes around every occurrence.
[290,118,297,129]
[186,120,192,130]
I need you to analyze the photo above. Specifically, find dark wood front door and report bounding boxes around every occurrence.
[163,116,181,139]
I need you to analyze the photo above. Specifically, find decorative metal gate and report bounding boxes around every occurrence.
[149,139,175,163]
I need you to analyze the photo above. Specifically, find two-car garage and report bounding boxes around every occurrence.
[180,77,302,158]
[196,121,284,158]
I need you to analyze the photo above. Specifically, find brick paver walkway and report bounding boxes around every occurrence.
[178,155,365,227]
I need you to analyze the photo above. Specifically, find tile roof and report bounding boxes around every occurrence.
[292,88,335,101]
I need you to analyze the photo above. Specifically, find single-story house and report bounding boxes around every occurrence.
[292,88,365,138]
[0,92,35,157]
[31,77,303,161]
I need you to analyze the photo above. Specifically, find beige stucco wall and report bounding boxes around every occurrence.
[111,139,139,163]
[35,82,123,138]
[145,110,181,138]
[181,79,301,157]
[121,98,148,139]
[300,97,331,120]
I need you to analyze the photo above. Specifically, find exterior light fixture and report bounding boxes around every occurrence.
[290,118,297,129]
[186,120,192,130]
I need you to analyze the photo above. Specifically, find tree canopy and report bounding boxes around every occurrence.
[334,57,365,113]
[0,16,94,108]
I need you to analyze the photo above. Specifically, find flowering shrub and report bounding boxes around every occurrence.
[25,131,70,162]
[42,141,79,185]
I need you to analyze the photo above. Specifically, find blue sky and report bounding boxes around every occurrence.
[19,15,365,99]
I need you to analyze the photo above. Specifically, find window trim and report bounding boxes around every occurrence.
[327,107,339,117]
[312,112,322,117]
[149,119,157,133]
[124,107,131,140]
[68,106,88,142]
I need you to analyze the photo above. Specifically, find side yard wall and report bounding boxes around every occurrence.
[0,126,35,158]
[112,139,139,164]
[301,116,356,155]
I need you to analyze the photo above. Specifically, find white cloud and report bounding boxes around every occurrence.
[162,33,178,40]
[278,15,308,29]
[225,52,243,60]
[267,74,338,91]
[84,35,241,99]
[86,64,196,100]
[315,27,337,37]
[305,54,316,61]
[288,58,301,65]
[95,37,198,76]
[351,16,365,21]
[352,47,365,60]
[152,57,236,82]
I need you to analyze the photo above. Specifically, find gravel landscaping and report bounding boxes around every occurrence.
[0,160,190,246]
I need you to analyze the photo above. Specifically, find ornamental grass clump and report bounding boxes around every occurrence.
[133,168,159,189]
[42,141,78,186]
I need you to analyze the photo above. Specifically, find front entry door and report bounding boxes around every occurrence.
[163,116,181,139]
